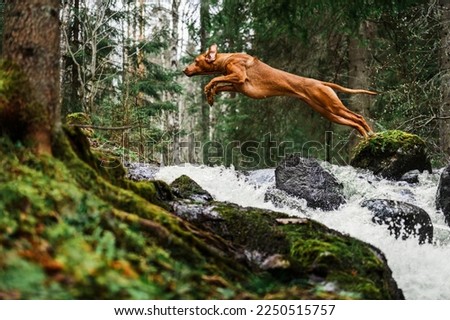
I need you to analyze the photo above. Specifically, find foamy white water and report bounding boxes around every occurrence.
[155,163,450,299]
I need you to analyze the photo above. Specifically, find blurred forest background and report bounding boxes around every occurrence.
[1,0,450,169]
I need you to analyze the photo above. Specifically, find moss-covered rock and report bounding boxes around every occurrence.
[350,130,432,180]
[170,199,404,299]
[0,128,405,299]
[283,221,403,299]
[170,175,213,202]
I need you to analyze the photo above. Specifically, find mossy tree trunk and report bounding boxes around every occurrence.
[2,0,61,155]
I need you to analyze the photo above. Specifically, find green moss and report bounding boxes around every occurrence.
[171,175,212,200]
[0,133,249,299]
[0,122,402,299]
[206,202,401,299]
[214,203,290,254]
[65,113,94,137]
[352,130,425,160]
[0,61,26,100]
[0,60,46,141]
[350,130,431,179]
[282,221,398,299]
[65,113,91,126]
[0,250,71,299]
[62,126,172,210]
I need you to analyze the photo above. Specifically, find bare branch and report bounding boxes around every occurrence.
[69,124,135,131]
[422,115,450,128]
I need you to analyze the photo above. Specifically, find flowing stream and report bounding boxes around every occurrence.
[151,163,450,299]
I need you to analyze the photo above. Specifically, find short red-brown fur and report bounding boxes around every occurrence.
[184,44,376,137]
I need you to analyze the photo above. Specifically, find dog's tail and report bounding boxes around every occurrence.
[322,81,377,95]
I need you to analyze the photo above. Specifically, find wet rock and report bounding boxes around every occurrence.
[436,165,450,227]
[399,170,420,184]
[273,155,346,211]
[125,162,160,181]
[350,130,432,180]
[264,187,307,213]
[171,200,220,222]
[361,199,433,244]
[170,174,213,202]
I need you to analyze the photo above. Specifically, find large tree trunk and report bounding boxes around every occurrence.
[348,21,375,148]
[440,0,450,158]
[2,0,60,155]
[200,0,210,144]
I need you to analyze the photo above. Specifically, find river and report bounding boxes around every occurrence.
[150,163,450,299]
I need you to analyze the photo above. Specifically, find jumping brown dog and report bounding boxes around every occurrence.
[184,44,376,137]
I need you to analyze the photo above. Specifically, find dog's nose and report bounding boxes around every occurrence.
[183,68,191,77]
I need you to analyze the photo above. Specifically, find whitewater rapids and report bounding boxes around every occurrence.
[153,163,450,299]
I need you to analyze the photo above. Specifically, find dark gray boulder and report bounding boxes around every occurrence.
[361,199,433,244]
[273,155,346,211]
[436,166,450,227]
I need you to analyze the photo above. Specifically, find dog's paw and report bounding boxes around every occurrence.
[206,93,215,106]
[204,84,213,94]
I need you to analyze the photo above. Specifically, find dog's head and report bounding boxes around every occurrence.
[183,44,219,77]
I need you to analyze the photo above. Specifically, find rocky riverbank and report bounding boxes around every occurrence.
[0,128,408,299]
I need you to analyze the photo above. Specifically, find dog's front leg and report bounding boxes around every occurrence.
[204,67,246,105]
[205,84,236,105]
[205,81,228,105]
[205,73,245,94]
[206,88,216,106]
[204,80,218,105]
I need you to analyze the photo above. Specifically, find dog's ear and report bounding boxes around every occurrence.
[205,44,217,63]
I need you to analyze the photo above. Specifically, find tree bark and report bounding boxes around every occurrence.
[2,0,60,155]
[0,2,5,54]
[440,0,450,158]
[200,0,210,144]
[348,20,375,148]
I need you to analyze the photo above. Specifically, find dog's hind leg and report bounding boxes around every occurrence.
[311,101,369,137]
[334,103,372,134]
[308,87,371,137]
[327,113,369,137]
